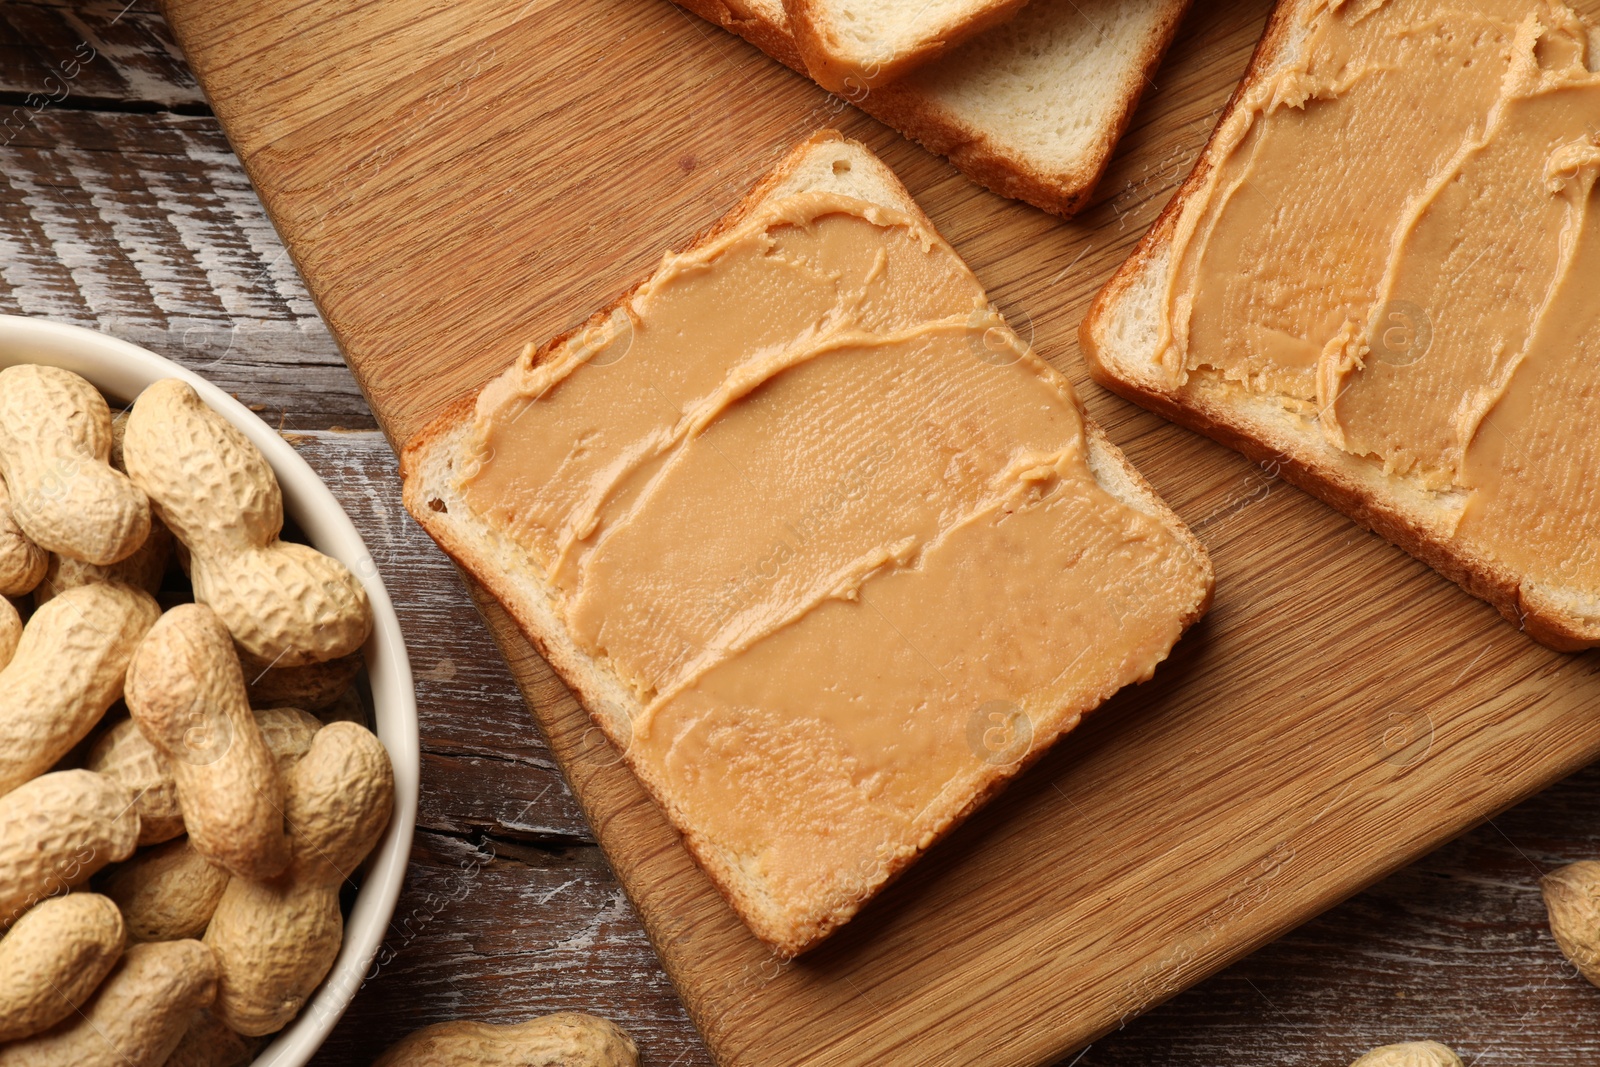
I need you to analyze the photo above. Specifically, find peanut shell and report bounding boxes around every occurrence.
[373,1013,641,1067]
[123,378,371,666]
[0,582,161,794]
[35,515,172,606]
[0,477,47,596]
[162,1008,261,1067]
[0,770,139,928]
[124,604,289,880]
[0,938,217,1067]
[204,721,393,1036]
[243,648,362,711]
[100,837,229,943]
[0,893,125,1042]
[0,596,18,670]
[1543,859,1600,986]
[0,364,150,566]
[87,717,184,846]
[284,720,394,882]
[254,706,323,778]
[1349,1042,1463,1067]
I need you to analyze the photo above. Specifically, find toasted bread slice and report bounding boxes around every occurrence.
[403,131,1213,954]
[1081,0,1600,649]
[783,0,1029,93]
[674,0,1189,217]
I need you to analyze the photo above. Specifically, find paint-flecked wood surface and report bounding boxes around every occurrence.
[7,2,1600,1066]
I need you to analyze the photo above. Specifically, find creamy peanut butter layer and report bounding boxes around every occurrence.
[460,191,1206,911]
[1158,0,1600,605]
[1159,0,1559,399]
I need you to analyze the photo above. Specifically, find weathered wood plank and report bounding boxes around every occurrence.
[0,0,202,108]
[0,108,371,428]
[312,830,709,1067]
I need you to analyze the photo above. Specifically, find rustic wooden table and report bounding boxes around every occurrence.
[4,3,1600,1065]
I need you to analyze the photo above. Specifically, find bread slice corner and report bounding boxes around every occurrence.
[675,0,1190,218]
[870,0,1193,218]
[782,0,1031,93]
[1079,1,1600,651]
[403,130,1213,954]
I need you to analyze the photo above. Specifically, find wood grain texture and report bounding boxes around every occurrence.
[8,4,1600,1067]
[151,0,1600,1064]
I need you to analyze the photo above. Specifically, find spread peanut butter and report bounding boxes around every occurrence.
[1159,0,1600,597]
[460,191,1206,919]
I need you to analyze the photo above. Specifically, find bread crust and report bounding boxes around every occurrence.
[673,0,808,71]
[402,131,1213,955]
[673,0,1190,217]
[1079,1,1599,650]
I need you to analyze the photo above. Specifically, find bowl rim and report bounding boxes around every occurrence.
[0,314,420,1066]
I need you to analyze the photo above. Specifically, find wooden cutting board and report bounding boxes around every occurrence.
[158,1,1600,1064]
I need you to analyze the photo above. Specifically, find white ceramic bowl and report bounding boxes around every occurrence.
[0,315,420,1066]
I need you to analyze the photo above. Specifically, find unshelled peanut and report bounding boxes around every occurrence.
[0,893,125,1042]
[163,1008,260,1067]
[0,596,18,670]
[0,364,150,566]
[1349,1042,1463,1067]
[373,1013,641,1067]
[100,837,229,944]
[0,770,139,928]
[253,706,322,776]
[280,722,394,885]
[124,604,289,881]
[108,408,129,471]
[0,938,217,1067]
[0,582,160,795]
[35,515,171,606]
[123,378,372,666]
[243,648,363,711]
[1543,859,1600,985]
[87,717,184,846]
[204,721,393,1036]
[86,704,326,853]
[0,477,46,596]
